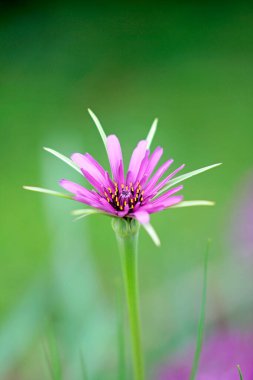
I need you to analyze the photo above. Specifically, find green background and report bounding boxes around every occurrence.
[1,2,253,379]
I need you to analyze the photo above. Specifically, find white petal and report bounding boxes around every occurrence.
[157,163,222,196]
[43,147,81,174]
[171,200,215,208]
[23,186,72,199]
[146,118,158,149]
[88,109,107,152]
[72,208,105,221]
[72,208,103,216]
[142,222,161,246]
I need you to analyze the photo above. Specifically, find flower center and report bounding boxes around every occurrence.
[104,182,144,212]
[120,189,131,199]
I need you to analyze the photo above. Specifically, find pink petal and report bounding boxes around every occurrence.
[154,164,185,193]
[81,169,103,194]
[59,179,95,199]
[134,150,150,185]
[144,146,163,179]
[144,159,174,194]
[126,140,148,184]
[71,153,107,186]
[106,135,124,183]
[151,185,183,204]
[132,210,150,224]
[143,195,183,213]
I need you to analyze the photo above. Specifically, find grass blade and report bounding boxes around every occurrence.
[43,147,81,174]
[80,350,89,380]
[237,365,244,380]
[189,239,211,380]
[23,186,72,199]
[146,118,158,149]
[157,163,222,196]
[43,335,63,380]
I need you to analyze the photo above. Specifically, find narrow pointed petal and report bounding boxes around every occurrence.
[143,195,183,212]
[44,147,81,174]
[151,185,183,204]
[81,169,104,193]
[171,200,215,208]
[127,140,148,184]
[106,135,124,182]
[71,208,106,221]
[118,160,125,186]
[132,210,150,224]
[85,153,107,176]
[144,146,163,179]
[134,150,150,185]
[157,163,222,195]
[146,118,158,149]
[153,164,185,195]
[142,223,161,246]
[71,153,107,186]
[73,193,117,214]
[88,108,107,152]
[144,159,174,193]
[72,208,104,216]
[59,179,96,199]
[23,186,72,199]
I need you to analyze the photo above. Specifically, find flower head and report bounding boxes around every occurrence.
[59,136,184,225]
[24,110,221,245]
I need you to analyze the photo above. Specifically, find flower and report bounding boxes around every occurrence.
[24,109,221,245]
[156,329,253,380]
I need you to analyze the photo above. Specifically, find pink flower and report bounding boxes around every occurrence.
[24,110,220,245]
[157,330,253,380]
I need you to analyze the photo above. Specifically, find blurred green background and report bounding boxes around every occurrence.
[1,2,253,379]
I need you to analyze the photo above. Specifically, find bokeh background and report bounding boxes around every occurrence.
[1,2,253,379]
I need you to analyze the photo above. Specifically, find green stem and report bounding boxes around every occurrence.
[113,219,144,380]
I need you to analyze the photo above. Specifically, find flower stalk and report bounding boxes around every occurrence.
[112,218,144,380]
